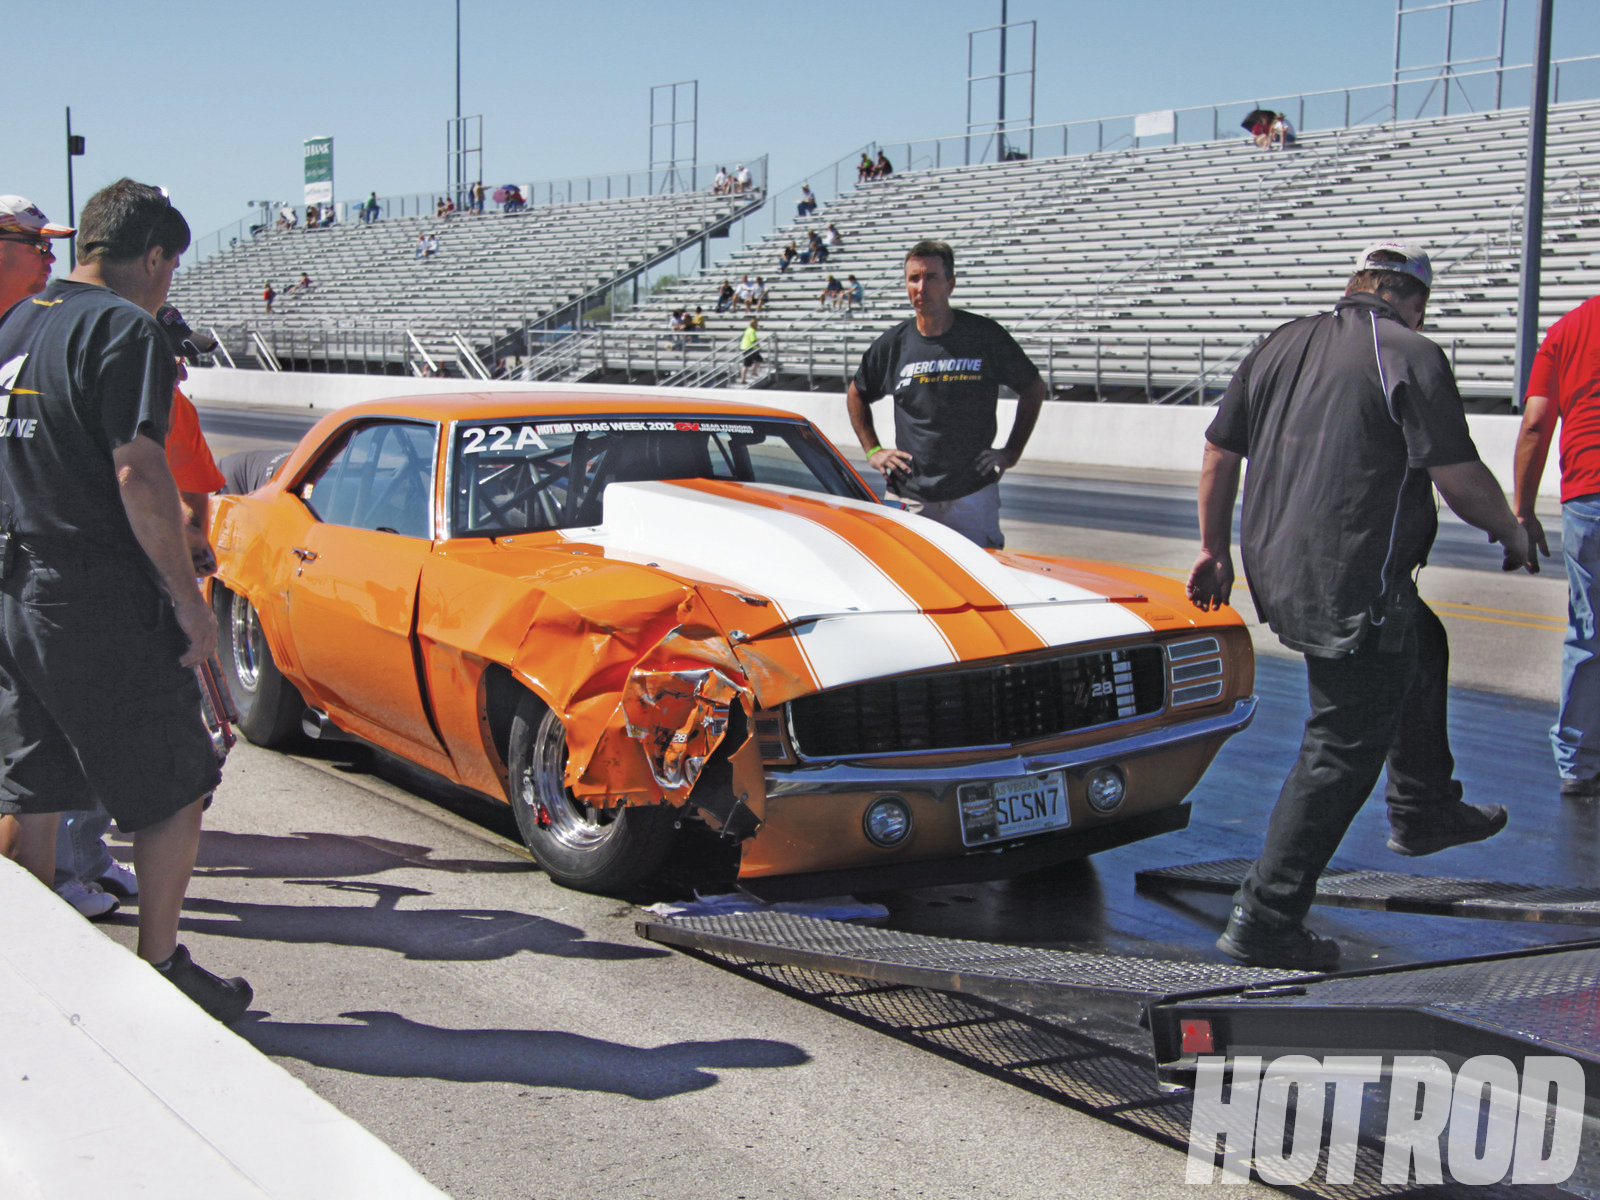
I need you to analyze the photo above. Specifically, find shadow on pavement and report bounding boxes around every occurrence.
[195,829,529,879]
[240,1010,810,1099]
[156,882,669,962]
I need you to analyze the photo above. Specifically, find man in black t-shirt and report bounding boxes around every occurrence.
[1186,240,1531,971]
[0,179,250,1023]
[847,240,1047,548]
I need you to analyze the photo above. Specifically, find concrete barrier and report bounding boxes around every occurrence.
[183,367,1556,498]
[0,856,447,1199]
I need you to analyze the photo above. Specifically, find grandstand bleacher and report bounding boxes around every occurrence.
[173,99,1600,403]
[168,189,760,378]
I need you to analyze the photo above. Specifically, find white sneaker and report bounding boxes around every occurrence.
[97,859,138,898]
[57,879,119,920]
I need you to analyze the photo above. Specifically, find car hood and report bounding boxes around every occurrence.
[556,479,1154,697]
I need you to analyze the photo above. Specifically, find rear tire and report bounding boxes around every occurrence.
[213,583,305,747]
[507,693,677,894]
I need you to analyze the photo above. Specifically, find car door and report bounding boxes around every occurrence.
[285,419,450,769]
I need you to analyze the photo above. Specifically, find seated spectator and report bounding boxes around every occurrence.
[797,183,817,217]
[819,274,844,309]
[691,306,706,335]
[415,233,427,259]
[735,164,752,193]
[305,205,320,230]
[504,184,525,213]
[857,153,874,184]
[320,204,336,226]
[669,308,691,348]
[1251,117,1272,148]
[807,229,829,265]
[715,278,735,312]
[871,151,893,180]
[1269,112,1296,149]
[778,241,798,274]
[824,222,843,248]
[279,204,298,229]
[846,274,865,312]
[733,274,756,310]
[713,166,730,195]
[750,277,769,311]
[425,233,439,256]
[287,271,312,295]
[435,197,448,217]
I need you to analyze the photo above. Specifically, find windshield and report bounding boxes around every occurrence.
[449,414,872,536]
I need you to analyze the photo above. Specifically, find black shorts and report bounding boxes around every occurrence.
[0,547,220,832]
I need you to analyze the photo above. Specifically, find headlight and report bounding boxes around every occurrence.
[1084,766,1127,813]
[862,796,913,848]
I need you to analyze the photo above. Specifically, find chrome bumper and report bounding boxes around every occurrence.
[765,697,1256,798]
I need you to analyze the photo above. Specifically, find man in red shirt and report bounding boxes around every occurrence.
[1513,296,1600,800]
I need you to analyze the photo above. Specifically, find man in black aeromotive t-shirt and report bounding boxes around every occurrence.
[847,239,1048,548]
[0,179,251,1023]
[1186,239,1533,972]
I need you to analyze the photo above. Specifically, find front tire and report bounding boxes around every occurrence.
[213,583,305,747]
[507,693,677,894]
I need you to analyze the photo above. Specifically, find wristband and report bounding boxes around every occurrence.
[868,445,884,456]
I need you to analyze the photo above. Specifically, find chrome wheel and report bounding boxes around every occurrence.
[229,593,263,693]
[519,708,622,852]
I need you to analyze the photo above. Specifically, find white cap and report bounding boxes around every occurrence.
[0,195,73,238]
[1354,240,1432,290]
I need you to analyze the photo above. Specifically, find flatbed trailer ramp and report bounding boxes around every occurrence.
[640,903,1600,1195]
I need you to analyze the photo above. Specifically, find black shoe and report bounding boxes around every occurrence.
[1560,777,1600,802]
[1215,905,1340,971]
[1386,801,1507,857]
[153,944,253,1025]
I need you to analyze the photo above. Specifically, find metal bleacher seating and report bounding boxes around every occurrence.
[594,100,1600,401]
[168,189,757,376]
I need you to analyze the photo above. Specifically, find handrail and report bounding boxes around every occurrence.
[449,332,492,380]
[207,327,237,370]
[405,330,438,375]
[248,330,280,372]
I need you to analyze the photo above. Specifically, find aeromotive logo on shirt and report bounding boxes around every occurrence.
[0,355,39,439]
[1185,1054,1585,1187]
[896,356,984,389]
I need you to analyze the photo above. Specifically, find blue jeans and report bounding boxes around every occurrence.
[1554,495,1600,781]
[54,805,114,887]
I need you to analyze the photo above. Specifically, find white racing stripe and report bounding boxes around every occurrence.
[750,484,1154,647]
[561,482,957,689]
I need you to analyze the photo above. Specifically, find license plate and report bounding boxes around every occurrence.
[957,770,1070,846]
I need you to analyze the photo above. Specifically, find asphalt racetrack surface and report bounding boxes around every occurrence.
[165,404,1584,1198]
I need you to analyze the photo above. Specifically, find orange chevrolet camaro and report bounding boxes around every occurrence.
[209,393,1255,896]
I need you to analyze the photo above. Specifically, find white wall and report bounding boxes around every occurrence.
[184,367,1556,498]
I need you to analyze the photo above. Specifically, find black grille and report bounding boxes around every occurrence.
[787,646,1167,758]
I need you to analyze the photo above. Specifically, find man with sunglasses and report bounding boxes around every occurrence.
[0,179,251,1023]
[0,195,73,314]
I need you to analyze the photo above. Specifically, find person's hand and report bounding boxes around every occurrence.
[1496,522,1534,573]
[172,588,218,669]
[867,446,912,478]
[186,526,217,576]
[974,447,1021,478]
[1517,514,1551,575]
[1186,550,1235,611]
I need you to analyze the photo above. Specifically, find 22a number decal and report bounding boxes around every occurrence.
[461,424,549,454]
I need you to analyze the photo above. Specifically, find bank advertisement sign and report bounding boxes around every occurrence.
[304,136,333,206]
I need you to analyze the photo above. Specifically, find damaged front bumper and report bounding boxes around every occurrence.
[737,697,1257,885]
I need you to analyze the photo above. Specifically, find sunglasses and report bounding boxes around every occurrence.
[0,235,53,257]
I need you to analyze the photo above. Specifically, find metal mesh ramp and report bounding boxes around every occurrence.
[637,910,1309,1008]
[1136,858,1600,925]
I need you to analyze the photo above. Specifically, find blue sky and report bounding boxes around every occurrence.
[7,0,1597,252]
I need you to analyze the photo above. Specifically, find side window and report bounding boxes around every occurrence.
[301,421,436,538]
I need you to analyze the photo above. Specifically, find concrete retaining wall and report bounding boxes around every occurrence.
[184,367,1553,498]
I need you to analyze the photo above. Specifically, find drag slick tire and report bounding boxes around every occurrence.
[213,583,305,747]
[507,692,677,895]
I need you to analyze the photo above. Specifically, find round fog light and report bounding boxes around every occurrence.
[862,796,913,848]
[1085,766,1127,813]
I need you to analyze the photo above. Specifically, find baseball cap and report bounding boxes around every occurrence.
[1354,240,1432,290]
[156,303,217,362]
[0,196,74,239]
